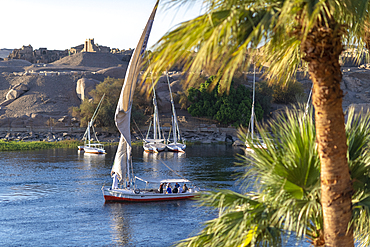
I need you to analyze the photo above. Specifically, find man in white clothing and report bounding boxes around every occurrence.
[111,172,120,189]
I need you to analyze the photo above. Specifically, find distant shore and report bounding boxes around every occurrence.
[0,137,240,152]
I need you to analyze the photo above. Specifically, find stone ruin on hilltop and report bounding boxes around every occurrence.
[5,38,133,64]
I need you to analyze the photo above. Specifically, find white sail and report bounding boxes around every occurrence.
[112,0,159,181]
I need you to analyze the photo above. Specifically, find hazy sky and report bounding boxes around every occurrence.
[0,0,204,50]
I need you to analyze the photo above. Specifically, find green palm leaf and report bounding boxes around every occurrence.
[178,105,370,246]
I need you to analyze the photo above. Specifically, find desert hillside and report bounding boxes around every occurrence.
[1,52,370,137]
[0,53,128,128]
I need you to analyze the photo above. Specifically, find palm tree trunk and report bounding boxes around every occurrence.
[364,21,370,51]
[301,20,354,247]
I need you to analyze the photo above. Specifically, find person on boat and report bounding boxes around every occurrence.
[182,184,188,193]
[166,183,172,194]
[178,185,183,193]
[159,183,164,193]
[173,186,178,193]
[111,172,120,190]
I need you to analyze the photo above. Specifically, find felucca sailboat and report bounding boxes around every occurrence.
[78,94,106,154]
[102,0,198,202]
[143,87,166,153]
[165,73,186,152]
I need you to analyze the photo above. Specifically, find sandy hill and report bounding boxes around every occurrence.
[1,50,370,132]
[0,52,132,130]
[0,59,32,67]
[51,52,124,68]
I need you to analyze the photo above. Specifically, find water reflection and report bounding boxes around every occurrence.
[0,145,243,246]
[142,151,186,162]
[105,203,132,246]
[104,200,204,247]
[81,152,106,166]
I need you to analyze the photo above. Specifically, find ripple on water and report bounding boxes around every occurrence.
[0,183,59,202]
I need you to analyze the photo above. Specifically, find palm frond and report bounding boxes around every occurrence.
[177,190,283,247]
[143,1,281,94]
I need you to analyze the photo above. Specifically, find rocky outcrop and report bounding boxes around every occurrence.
[154,72,185,113]
[7,45,68,64]
[342,75,363,92]
[0,83,29,108]
[0,129,120,143]
[6,83,29,100]
[76,78,100,101]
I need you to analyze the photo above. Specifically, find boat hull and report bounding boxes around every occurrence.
[245,142,267,153]
[102,187,196,202]
[166,143,186,152]
[83,147,106,154]
[143,143,166,153]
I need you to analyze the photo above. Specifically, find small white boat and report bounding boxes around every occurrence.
[165,72,186,152]
[83,143,106,154]
[79,94,106,155]
[102,0,199,202]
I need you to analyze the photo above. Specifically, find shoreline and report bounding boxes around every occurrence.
[0,138,241,152]
[0,123,242,148]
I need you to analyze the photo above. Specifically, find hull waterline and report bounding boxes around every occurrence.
[102,187,196,202]
[83,147,106,154]
[166,143,186,152]
[143,143,166,153]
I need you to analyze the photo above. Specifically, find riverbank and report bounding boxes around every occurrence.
[0,138,240,152]
[0,139,83,151]
[0,115,242,149]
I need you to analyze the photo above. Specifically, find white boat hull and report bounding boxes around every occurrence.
[245,142,267,152]
[84,147,106,154]
[102,187,196,202]
[143,143,166,153]
[166,143,186,152]
[80,142,106,154]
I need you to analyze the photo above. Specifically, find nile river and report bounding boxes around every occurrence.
[0,144,241,246]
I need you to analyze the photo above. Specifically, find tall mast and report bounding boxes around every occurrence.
[250,64,256,139]
[166,72,179,143]
[152,87,161,140]
[111,0,160,183]
[88,94,105,145]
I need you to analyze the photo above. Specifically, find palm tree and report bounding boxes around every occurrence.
[144,1,370,245]
[176,106,370,247]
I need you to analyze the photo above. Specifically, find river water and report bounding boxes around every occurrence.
[0,144,243,246]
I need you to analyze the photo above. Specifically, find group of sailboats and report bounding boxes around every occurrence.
[143,73,186,153]
[102,0,197,202]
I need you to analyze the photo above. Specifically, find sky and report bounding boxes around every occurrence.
[0,0,204,51]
